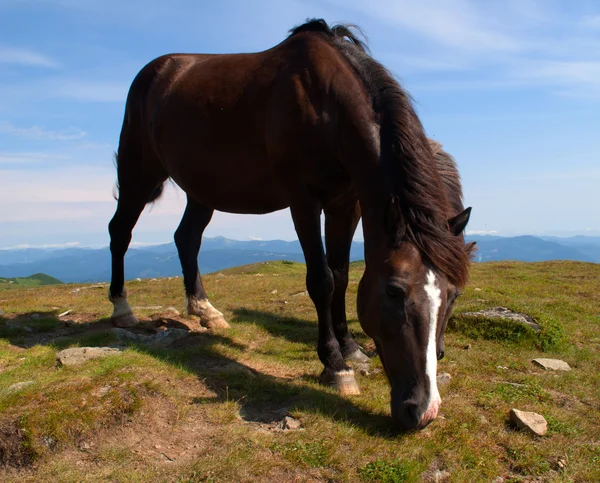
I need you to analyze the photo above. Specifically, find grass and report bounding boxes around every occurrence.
[0,260,599,481]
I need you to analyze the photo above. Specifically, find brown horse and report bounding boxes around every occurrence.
[108,19,473,430]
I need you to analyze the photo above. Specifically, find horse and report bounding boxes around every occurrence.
[108,19,473,430]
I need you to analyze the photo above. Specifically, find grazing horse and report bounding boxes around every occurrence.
[108,19,473,429]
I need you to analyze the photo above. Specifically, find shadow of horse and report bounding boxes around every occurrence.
[0,309,401,438]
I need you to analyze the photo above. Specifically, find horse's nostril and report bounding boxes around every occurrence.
[437,350,445,360]
[400,402,420,428]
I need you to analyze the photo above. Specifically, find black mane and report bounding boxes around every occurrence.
[290,19,470,287]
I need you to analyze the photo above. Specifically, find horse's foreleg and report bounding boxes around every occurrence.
[174,197,229,329]
[324,200,370,363]
[291,195,360,396]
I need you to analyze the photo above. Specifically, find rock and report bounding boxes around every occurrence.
[5,321,33,333]
[132,305,163,310]
[30,313,40,319]
[58,310,72,318]
[92,385,112,397]
[532,358,571,371]
[291,291,308,297]
[462,307,541,331]
[112,328,189,347]
[437,372,452,386]
[474,287,482,291]
[165,307,180,316]
[57,347,122,366]
[70,288,81,293]
[463,343,472,350]
[216,273,225,278]
[0,308,4,315]
[509,408,547,436]
[432,469,450,483]
[135,278,142,282]
[356,362,371,376]
[271,289,278,294]
[7,381,35,392]
[280,416,302,430]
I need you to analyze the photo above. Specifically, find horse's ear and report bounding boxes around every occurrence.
[385,195,403,241]
[448,207,471,236]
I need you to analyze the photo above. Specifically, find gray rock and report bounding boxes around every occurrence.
[165,307,180,316]
[7,381,35,392]
[462,307,541,331]
[437,372,452,386]
[57,347,122,366]
[432,469,450,483]
[271,289,278,294]
[30,313,40,319]
[5,321,33,333]
[280,416,302,430]
[112,328,189,347]
[509,408,547,436]
[532,358,571,371]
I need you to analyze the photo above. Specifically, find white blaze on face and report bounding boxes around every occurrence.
[422,270,442,424]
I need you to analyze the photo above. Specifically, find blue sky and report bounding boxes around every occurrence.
[0,0,599,248]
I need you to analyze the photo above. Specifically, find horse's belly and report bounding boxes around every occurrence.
[169,162,290,214]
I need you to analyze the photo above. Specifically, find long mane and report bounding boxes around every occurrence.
[289,19,470,287]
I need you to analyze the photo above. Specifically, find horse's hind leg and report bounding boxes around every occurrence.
[174,196,229,329]
[109,155,167,327]
[324,199,370,363]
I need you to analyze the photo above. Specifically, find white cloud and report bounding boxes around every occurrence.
[0,121,86,141]
[0,152,68,165]
[0,46,57,68]
[467,230,499,236]
[0,242,81,250]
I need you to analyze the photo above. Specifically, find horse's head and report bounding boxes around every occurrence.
[357,204,473,430]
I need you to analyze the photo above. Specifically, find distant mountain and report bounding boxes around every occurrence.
[466,235,598,263]
[0,235,597,283]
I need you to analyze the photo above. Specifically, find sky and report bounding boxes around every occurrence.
[0,0,599,248]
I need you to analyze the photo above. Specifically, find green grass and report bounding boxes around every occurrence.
[0,260,599,482]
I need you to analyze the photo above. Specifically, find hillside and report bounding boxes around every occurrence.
[0,261,599,482]
[0,273,63,288]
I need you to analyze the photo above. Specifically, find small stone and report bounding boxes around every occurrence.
[56,347,122,366]
[532,358,571,371]
[58,310,72,317]
[271,289,278,294]
[437,372,452,386]
[509,408,547,436]
[356,362,371,376]
[280,415,302,430]
[70,288,81,293]
[135,277,142,282]
[5,321,33,333]
[92,385,112,397]
[112,328,189,347]
[497,366,508,370]
[165,307,180,316]
[474,287,482,291]
[432,469,450,483]
[80,442,91,451]
[30,313,40,319]
[7,381,35,392]
[464,343,472,350]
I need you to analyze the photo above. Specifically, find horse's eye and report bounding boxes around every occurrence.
[386,285,404,298]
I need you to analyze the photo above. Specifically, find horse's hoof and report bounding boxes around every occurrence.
[200,315,230,329]
[111,312,138,328]
[345,348,370,363]
[320,368,361,396]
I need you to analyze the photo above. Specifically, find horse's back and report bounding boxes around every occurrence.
[120,34,366,213]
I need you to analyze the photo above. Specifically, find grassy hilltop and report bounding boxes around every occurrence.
[0,261,599,482]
